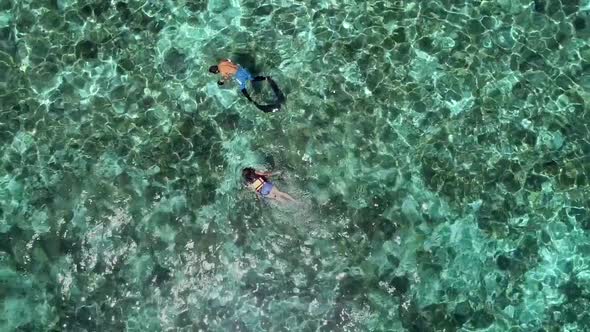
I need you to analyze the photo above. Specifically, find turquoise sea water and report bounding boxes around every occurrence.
[1,0,590,330]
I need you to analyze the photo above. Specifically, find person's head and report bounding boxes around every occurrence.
[242,167,257,182]
[208,65,219,74]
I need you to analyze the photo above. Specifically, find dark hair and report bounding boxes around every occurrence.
[242,168,257,183]
[242,167,269,184]
[208,65,219,74]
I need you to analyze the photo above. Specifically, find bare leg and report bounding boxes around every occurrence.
[275,194,288,204]
[268,187,294,204]
[267,187,281,203]
[279,191,297,203]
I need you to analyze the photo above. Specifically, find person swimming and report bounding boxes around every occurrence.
[209,59,283,113]
[209,59,267,102]
[242,167,297,203]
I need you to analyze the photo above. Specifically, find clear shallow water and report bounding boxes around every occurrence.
[1,0,590,330]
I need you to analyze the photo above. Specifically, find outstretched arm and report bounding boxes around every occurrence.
[218,73,231,86]
[255,170,281,177]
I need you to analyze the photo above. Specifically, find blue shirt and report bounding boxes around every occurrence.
[235,67,254,90]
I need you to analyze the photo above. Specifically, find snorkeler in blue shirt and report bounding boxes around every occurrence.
[209,59,284,113]
[208,59,266,102]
